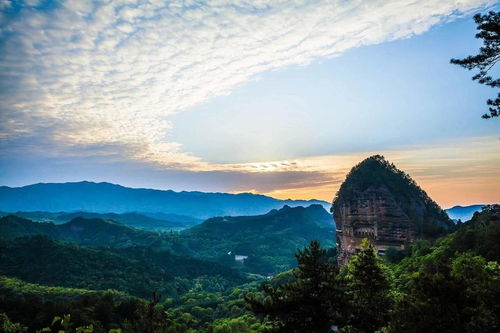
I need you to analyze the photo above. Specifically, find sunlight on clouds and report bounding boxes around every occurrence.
[0,0,495,170]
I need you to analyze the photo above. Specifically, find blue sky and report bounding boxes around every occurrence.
[0,0,499,207]
[170,16,498,163]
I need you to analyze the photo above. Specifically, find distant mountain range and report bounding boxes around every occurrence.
[444,205,485,222]
[0,181,330,219]
[0,181,488,224]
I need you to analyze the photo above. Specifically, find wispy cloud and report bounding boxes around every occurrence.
[0,0,495,170]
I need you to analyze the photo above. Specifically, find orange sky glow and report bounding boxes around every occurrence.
[253,136,500,208]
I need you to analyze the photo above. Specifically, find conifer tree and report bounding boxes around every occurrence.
[451,11,500,118]
[246,241,345,333]
[342,240,392,333]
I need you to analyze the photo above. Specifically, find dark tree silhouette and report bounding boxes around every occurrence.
[246,241,346,333]
[342,241,392,333]
[451,11,500,118]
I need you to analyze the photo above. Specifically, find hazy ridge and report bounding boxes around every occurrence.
[0,181,330,219]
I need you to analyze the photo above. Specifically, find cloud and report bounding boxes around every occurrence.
[0,0,495,170]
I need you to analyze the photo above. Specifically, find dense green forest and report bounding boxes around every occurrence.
[0,205,334,275]
[0,205,498,332]
[182,204,334,274]
[0,236,246,298]
[0,215,182,249]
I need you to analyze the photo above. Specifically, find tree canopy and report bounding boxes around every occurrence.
[246,241,345,333]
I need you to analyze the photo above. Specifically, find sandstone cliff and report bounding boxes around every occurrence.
[332,155,452,264]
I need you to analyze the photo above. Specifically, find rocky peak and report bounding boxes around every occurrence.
[333,155,452,264]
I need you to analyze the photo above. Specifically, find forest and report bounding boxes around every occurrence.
[0,204,498,333]
[0,205,334,276]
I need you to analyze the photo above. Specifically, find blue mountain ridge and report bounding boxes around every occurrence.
[0,181,486,222]
[0,181,330,219]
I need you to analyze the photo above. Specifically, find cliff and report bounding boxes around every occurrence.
[332,155,452,264]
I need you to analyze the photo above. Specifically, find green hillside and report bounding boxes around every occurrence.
[0,205,335,275]
[182,204,334,274]
[0,210,202,231]
[0,236,245,298]
[0,215,188,252]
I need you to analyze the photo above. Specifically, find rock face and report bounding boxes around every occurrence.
[332,155,452,265]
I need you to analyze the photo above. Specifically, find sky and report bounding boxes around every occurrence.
[0,0,499,208]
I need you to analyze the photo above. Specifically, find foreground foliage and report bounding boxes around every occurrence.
[247,241,344,332]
